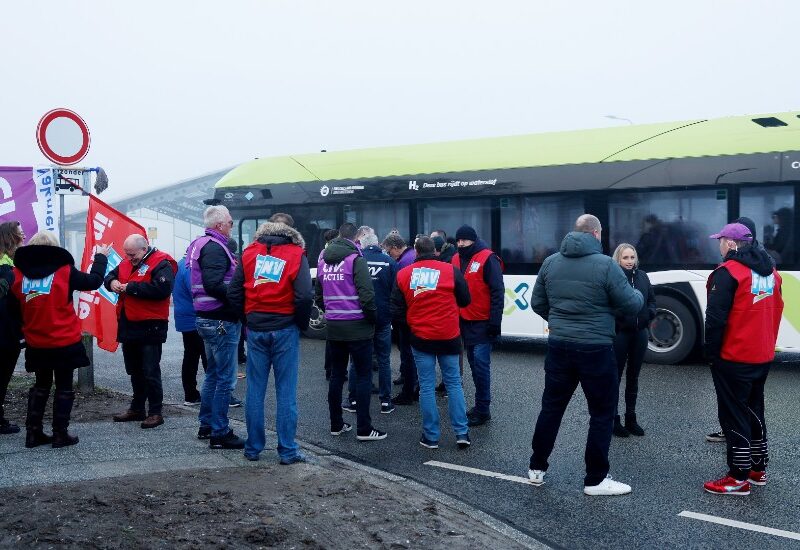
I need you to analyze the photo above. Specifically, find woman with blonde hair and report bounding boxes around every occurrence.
[0,221,26,434]
[9,230,109,448]
[611,243,656,437]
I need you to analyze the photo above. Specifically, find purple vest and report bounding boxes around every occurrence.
[187,231,236,312]
[318,252,364,321]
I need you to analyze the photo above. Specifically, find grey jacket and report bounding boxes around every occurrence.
[532,232,643,345]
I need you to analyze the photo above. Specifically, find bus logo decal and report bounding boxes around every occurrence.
[503,282,531,315]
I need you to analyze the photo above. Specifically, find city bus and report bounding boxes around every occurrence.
[210,111,800,364]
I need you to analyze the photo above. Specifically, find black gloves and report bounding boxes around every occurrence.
[487,324,501,338]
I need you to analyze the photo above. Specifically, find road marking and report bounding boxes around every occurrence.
[425,460,533,485]
[679,511,800,541]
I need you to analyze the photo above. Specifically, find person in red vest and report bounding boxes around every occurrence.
[392,237,472,448]
[228,216,313,463]
[451,225,504,427]
[105,234,177,429]
[9,231,109,448]
[703,222,783,496]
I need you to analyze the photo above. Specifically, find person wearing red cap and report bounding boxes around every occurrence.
[703,222,783,496]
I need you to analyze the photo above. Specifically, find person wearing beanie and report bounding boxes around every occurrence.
[451,224,504,427]
[703,222,783,496]
[431,230,456,263]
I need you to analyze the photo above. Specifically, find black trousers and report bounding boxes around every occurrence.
[328,339,373,435]
[181,330,207,401]
[122,342,164,415]
[530,340,617,486]
[397,323,417,397]
[0,346,21,420]
[613,329,648,415]
[711,359,770,480]
[34,367,74,392]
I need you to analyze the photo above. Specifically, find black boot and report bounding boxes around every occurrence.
[52,390,79,448]
[613,414,630,437]
[25,387,53,448]
[625,413,645,436]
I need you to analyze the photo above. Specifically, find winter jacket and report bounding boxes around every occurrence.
[10,245,107,368]
[228,223,313,332]
[104,248,175,344]
[362,245,397,327]
[397,247,416,270]
[196,238,238,322]
[172,255,196,333]
[454,240,504,345]
[704,244,781,362]
[0,254,22,349]
[532,232,643,345]
[438,243,456,264]
[314,237,376,341]
[390,254,470,354]
[615,267,657,332]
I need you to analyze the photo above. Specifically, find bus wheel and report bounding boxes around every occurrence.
[645,295,696,365]
[303,304,327,340]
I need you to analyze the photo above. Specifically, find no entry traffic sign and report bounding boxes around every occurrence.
[36,108,91,165]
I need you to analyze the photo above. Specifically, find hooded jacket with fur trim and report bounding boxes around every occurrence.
[228,222,313,332]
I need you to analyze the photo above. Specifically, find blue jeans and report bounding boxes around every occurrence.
[412,348,468,442]
[466,343,492,415]
[348,323,393,403]
[530,339,617,486]
[197,318,241,437]
[244,325,300,461]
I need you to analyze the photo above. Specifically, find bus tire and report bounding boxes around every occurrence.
[303,304,327,340]
[645,295,697,365]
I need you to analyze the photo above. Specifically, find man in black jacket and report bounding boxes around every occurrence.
[452,225,504,427]
[228,217,312,463]
[188,206,244,449]
[106,234,176,429]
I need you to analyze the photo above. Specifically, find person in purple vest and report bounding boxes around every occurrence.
[315,223,387,441]
[188,206,244,450]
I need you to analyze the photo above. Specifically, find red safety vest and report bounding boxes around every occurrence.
[11,264,80,348]
[452,248,500,321]
[707,260,783,364]
[117,250,177,322]
[397,260,460,340]
[241,241,303,315]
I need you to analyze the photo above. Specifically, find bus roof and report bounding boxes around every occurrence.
[216,111,800,188]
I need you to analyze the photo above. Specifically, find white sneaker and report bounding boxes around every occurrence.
[528,469,545,486]
[583,475,632,496]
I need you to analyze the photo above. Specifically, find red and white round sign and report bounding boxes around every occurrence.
[36,108,91,165]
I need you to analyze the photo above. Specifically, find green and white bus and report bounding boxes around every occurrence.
[211,111,800,364]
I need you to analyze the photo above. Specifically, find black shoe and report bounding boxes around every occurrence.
[25,427,53,448]
[52,429,79,448]
[613,415,630,437]
[456,433,472,449]
[0,419,20,434]
[393,376,404,386]
[435,382,447,394]
[625,414,644,436]
[197,425,212,439]
[210,430,245,449]
[341,401,357,413]
[392,393,416,406]
[467,412,490,427]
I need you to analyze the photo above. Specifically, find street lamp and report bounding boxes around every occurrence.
[605,115,634,125]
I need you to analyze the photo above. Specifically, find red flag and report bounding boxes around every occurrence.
[78,196,147,352]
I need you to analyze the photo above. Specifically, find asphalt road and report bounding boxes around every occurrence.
[91,332,800,549]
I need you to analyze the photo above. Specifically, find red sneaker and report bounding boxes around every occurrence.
[704,475,750,495]
[748,470,767,486]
